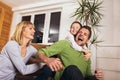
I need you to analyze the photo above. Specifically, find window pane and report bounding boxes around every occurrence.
[48,12,61,43]
[32,14,45,43]
[22,16,31,21]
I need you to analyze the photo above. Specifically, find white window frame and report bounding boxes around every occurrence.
[21,8,62,44]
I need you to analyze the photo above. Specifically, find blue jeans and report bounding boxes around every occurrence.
[60,65,97,80]
[60,65,84,80]
[35,65,55,80]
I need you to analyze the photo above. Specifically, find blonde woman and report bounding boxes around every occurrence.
[0,21,42,80]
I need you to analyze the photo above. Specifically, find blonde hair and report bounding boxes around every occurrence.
[11,21,34,45]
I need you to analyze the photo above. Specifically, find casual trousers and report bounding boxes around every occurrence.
[35,65,55,80]
[60,65,98,80]
[60,65,84,80]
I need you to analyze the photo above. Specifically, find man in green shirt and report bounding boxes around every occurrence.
[37,25,103,80]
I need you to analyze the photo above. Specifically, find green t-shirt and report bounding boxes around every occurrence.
[38,40,92,80]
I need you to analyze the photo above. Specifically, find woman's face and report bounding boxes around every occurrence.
[22,24,35,40]
[70,23,81,35]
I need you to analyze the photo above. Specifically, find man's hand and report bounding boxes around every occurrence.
[38,53,63,71]
[95,70,103,80]
[46,58,63,71]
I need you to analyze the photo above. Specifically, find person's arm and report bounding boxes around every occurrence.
[37,53,62,71]
[37,40,67,71]
[84,59,93,77]
[28,57,40,63]
[5,41,40,75]
[66,32,83,51]
[85,59,103,80]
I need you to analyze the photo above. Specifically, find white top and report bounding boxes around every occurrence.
[0,40,41,80]
[65,31,87,51]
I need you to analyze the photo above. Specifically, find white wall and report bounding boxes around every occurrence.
[10,0,76,38]
[97,0,120,80]
[10,0,120,80]
[99,0,120,45]
[97,45,120,80]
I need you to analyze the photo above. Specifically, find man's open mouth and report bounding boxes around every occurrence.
[78,37,83,41]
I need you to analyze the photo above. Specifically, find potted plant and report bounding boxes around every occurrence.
[72,0,103,49]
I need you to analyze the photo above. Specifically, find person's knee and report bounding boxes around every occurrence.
[61,65,84,80]
[66,65,79,71]
[67,65,78,68]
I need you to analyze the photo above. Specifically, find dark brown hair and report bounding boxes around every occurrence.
[82,25,92,40]
[70,21,82,28]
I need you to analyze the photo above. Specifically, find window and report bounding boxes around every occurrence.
[22,16,31,21]
[21,10,61,44]
[48,12,61,43]
[32,14,45,43]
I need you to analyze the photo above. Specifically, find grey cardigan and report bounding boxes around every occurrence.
[0,40,40,80]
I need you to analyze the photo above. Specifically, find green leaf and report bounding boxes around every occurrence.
[72,0,104,47]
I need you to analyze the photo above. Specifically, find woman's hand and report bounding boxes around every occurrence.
[83,52,91,61]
